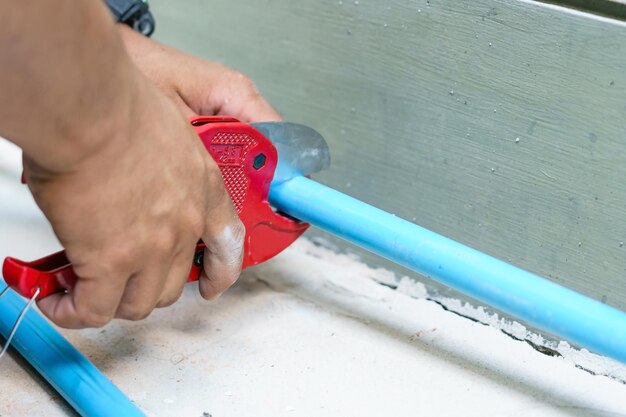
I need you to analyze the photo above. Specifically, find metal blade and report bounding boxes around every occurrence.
[251,122,331,182]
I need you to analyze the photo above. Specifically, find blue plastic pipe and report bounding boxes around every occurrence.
[269,176,626,363]
[0,284,145,417]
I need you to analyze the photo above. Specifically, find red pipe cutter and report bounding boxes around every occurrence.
[2,116,311,300]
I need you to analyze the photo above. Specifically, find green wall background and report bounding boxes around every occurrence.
[149,0,626,312]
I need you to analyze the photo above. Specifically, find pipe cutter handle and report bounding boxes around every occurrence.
[2,116,309,300]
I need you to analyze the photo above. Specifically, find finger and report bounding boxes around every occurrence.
[198,218,245,300]
[208,72,282,123]
[156,243,196,308]
[115,261,169,321]
[38,275,126,329]
[234,93,282,123]
[168,92,198,119]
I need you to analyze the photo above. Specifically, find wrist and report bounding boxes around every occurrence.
[118,25,181,90]
[25,65,150,179]
[9,1,151,175]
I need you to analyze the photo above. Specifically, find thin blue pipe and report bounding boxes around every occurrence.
[0,284,145,417]
[269,176,626,363]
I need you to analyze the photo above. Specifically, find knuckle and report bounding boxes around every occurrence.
[153,229,177,254]
[133,309,152,321]
[102,244,138,273]
[116,303,153,321]
[186,209,206,236]
[78,310,113,328]
[157,291,183,308]
[156,298,175,308]
[228,71,259,97]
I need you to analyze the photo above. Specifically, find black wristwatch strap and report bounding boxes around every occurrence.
[105,0,155,37]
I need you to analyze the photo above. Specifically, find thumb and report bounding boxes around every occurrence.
[198,216,245,300]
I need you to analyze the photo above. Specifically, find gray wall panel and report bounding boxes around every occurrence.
[149,0,626,311]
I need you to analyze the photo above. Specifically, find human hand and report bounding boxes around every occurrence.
[26,74,245,328]
[119,26,281,122]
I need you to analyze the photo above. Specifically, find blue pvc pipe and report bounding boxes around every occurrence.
[0,284,145,417]
[269,176,626,364]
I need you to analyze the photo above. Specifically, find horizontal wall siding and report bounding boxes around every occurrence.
[150,0,626,312]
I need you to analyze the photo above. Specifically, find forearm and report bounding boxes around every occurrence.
[0,1,141,172]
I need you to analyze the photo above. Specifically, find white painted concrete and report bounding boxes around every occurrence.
[1,140,626,417]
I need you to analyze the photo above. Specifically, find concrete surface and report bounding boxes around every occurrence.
[2,141,626,417]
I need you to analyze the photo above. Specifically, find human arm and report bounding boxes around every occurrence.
[0,1,244,327]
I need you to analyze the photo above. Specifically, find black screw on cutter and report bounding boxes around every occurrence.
[253,153,266,170]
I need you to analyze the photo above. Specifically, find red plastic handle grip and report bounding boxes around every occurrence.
[2,116,309,300]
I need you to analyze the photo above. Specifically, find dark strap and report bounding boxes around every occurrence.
[105,0,155,37]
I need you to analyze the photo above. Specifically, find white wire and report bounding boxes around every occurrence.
[0,287,40,360]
